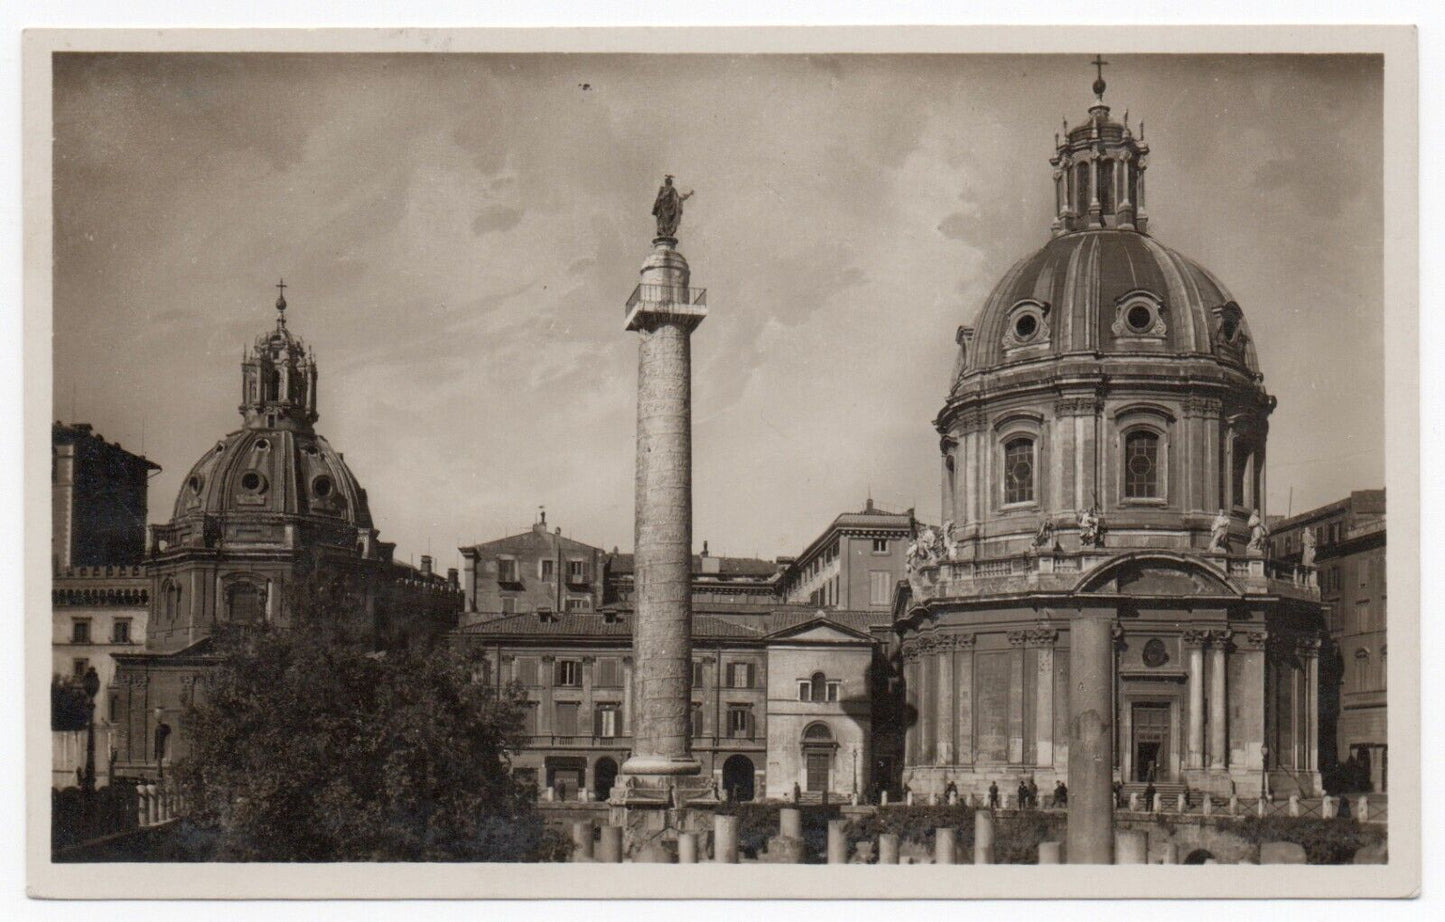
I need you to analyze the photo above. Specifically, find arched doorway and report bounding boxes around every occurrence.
[594,757,619,802]
[802,722,836,794]
[1183,849,1215,865]
[722,754,755,802]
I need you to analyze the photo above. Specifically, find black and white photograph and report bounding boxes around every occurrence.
[19,24,1419,902]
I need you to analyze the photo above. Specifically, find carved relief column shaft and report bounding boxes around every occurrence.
[1067,606,1116,864]
[1184,632,1206,770]
[1209,632,1229,769]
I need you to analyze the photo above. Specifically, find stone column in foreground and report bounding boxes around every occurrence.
[1067,606,1116,863]
[620,231,707,784]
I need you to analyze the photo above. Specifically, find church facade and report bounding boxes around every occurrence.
[895,73,1327,801]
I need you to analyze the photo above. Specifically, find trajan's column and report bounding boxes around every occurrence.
[619,176,706,793]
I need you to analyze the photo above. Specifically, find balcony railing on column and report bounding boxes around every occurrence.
[625,283,708,315]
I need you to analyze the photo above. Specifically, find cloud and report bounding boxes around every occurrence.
[471,204,525,236]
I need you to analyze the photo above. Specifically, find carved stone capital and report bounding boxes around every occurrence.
[1182,396,1222,418]
[1054,397,1098,417]
[1235,630,1268,651]
[1181,629,1212,648]
[952,633,977,650]
[959,410,986,434]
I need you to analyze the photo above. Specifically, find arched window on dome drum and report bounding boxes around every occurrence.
[1231,440,1254,509]
[1098,159,1115,215]
[1124,430,1160,499]
[228,583,263,625]
[1075,161,1091,214]
[1004,437,1035,505]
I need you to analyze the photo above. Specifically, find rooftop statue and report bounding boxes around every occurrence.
[652,174,694,238]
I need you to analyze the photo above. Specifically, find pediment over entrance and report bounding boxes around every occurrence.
[1075,553,1239,597]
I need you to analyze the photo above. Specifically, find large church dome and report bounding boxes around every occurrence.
[934,70,1275,558]
[959,229,1260,379]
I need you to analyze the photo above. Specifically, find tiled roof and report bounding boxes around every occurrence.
[606,553,780,578]
[455,611,767,640]
[453,608,889,642]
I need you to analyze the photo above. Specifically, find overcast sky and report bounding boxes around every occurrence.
[52,53,1383,568]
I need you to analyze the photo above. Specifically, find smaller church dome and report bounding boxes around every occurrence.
[166,286,374,543]
[171,426,373,530]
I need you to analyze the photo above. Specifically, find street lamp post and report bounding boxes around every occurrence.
[81,666,100,795]
[1260,744,1270,802]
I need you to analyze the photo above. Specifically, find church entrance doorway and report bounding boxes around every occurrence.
[593,756,619,802]
[722,754,755,802]
[1132,703,1171,782]
[806,752,831,793]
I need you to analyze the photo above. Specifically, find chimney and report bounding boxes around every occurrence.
[701,540,710,557]
[865,497,874,512]
[419,555,433,576]
[446,567,459,588]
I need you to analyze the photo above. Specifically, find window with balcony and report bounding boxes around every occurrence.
[555,702,579,737]
[594,704,620,738]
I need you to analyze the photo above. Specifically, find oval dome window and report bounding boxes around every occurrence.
[1126,304,1154,333]
[313,475,333,498]
[1014,314,1038,340]
[240,471,267,494]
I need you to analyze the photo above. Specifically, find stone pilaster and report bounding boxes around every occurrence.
[1006,632,1027,764]
[1028,628,1059,767]
[955,634,975,766]
[935,637,955,765]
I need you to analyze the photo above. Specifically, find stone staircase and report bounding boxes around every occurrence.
[1120,781,1188,807]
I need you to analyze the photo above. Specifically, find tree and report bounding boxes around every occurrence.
[175,587,556,861]
[51,674,91,732]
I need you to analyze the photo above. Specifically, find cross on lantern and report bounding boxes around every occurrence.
[1092,55,1109,82]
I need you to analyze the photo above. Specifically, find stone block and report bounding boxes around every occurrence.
[1115,830,1147,864]
[1259,841,1307,864]
[764,835,807,864]
[878,833,900,864]
[1038,841,1063,864]
[1353,842,1387,865]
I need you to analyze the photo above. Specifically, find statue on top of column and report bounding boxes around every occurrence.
[652,174,695,238]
